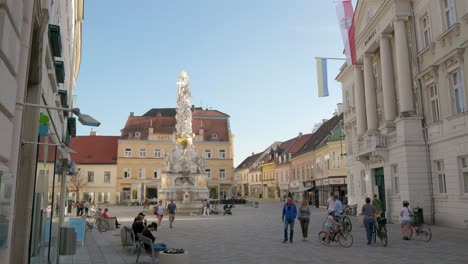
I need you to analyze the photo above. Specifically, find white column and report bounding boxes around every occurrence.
[380,35,397,123]
[394,18,415,114]
[363,54,378,133]
[353,66,367,137]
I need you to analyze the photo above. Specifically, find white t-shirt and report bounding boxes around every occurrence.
[401,207,412,221]
[156,205,165,215]
[327,197,335,211]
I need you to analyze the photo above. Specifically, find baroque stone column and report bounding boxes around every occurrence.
[379,35,397,126]
[363,54,378,134]
[394,17,415,114]
[353,65,367,137]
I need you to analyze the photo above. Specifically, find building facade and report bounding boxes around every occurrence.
[117,108,234,203]
[0,0,84,263]
[337,0,468,227]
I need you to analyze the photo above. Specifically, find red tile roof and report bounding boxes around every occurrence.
[70,136,119,164]
[121,108,230,142]
[286,133,313,154]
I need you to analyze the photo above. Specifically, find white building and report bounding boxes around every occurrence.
[337,0,468,228]
[0,0,84,263]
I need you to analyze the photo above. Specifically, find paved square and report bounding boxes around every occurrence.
[60,200,468,264]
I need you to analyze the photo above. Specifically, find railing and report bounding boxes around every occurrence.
[350,134,389,156]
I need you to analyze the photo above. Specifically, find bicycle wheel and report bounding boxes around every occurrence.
[341,216,352,232]
[98,220,109,232]
[379,225,388,247]
[318,231,330,245]
[419,225,432,242]
[372,225,377,243]
[337,232,353,248]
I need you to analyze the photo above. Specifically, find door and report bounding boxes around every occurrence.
[374,167,386,218]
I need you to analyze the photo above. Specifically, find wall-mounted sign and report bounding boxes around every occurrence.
[329,177,345,185]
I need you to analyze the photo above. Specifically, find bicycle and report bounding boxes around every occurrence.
[86,216,109,232]
[408,221,432,242]
[372,217,388,246]
[344,204,358,216]
[322,213,352,233]
[318,224,353,248]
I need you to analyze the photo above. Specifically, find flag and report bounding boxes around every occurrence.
[316,58,329,97]
[336,0,356,65]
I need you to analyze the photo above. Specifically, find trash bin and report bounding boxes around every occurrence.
[413,207,424,224]
[59,227,76,255]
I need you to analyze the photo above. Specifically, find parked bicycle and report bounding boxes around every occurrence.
[344,204,358,216]
[372,217,388,246]
[318,224,353,248]
[322,213,353,232]
[85,216,109,232]
[409,221,432,242]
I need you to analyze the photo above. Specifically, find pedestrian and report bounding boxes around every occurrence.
[327,192,335,212]
[372,194,383,218]
[400,200,413,240]
[76,201,82,216]
[333,195,343,218]
[154,200,165,227]
[134,212,147,227]
[143,196,149,209]
[132,215,145,239]
[361,197,376,245]
[167,200,177,228]
[281,197,297,243]
[202,199,209,216]
[297,200,311,241]
[102,208,121,228]
[84,199,90,217]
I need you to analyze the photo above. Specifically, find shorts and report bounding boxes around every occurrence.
[169,214,175,221]
[156,214,163,218]
[325,225,332,231]
[401,220,411,225]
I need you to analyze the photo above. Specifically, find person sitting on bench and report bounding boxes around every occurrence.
[142,222,167,251]
[102,208,121,228]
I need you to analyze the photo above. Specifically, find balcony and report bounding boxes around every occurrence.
[351,134,388,157]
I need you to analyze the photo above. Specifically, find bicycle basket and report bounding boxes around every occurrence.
[378,218,387,225]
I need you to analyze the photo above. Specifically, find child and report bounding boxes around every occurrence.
[324,208,339,241]
[400,200,413,240]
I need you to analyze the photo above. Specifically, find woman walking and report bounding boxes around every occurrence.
[297,200,311,241]
[361,197,376,245]
[400,200,413,240]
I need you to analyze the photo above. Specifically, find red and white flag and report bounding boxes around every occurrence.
[336,0,356,65]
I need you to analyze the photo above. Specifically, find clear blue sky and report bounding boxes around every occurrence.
[75,0,352,166]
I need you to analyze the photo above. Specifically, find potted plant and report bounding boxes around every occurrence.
[159,248,189,264]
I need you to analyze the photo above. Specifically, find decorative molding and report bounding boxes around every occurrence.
[436,23,460,47]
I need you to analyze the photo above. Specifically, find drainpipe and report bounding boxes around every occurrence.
[410,1,435,224]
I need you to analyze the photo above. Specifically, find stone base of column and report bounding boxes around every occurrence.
[366,129,380,136]
[380,121,396,134]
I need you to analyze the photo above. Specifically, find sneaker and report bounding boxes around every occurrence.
[290,240,293,243]
[304,238,309,242]
[283,240,288,243]
[170,224,172,229]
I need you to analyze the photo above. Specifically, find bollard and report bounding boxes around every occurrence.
[59,227,76,255]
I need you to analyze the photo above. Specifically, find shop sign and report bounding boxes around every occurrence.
[322,179,330,185]
[329,178,345,185]
[304,181,315,188]
[315,180,322,187]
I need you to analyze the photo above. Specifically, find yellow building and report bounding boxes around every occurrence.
[117,108,234,203]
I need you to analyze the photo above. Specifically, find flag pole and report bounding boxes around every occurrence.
[314,57,346,61]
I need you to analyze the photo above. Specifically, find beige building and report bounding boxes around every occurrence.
[0,0,85,262]
[117,108,234,202]
[337,0,468,227]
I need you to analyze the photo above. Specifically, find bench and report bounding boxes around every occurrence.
[121,226,139,254]
[136,234,158,263]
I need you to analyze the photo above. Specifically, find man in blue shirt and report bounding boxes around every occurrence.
[282,197,297,243]
[333,195,343,219]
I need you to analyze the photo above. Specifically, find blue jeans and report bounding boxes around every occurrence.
[284,218,295,241]
[364,216,375,244]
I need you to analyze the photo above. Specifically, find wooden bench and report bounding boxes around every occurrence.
[121,226,139,254]
[136,234,158,263]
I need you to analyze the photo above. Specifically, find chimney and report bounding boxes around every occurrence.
[130,112,134,117]
[251,152,255,156]
[90,130,97,136]
[337,103,343,115]
[322,119,328,124]
[298,132,303,137]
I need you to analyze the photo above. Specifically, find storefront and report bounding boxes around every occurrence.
[316,177,347,207]
[250,184,261,198]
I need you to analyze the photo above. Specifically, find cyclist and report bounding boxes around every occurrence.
[333,195,343,221]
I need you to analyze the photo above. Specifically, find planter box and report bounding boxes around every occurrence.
[159,251,189,264]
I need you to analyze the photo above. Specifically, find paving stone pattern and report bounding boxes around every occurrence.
[61,200,468,264]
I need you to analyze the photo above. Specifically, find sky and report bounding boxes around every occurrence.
[75,0,353,167]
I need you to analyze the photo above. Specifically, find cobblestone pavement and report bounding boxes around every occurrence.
[60,200,468,264]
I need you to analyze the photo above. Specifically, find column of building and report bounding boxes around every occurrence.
[379,34,397,132]
[363,54,379,135]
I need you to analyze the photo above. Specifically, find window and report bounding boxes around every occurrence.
[428,84,440,123]
[443,0,456,28]
[451,69,466,114]
[420,14,432,49]
[154,149,161,158]
[460,156,468,193]
[87,171,94,183]
[138,168,145,179]
[124,168,131,179]
[124,148,132,157]
[153,170,158,179]
[204,150,211,159]
[344,90,350,109]
[434,160,446,194]
[205,169,211,179]
[391,164,400,194]
[219,169,226,179]
[349,174,354,195]
[211,133,218,139]
[104,171,111,183]
[360,170,366,195]
[219,150,226,159]
[139,148,146,157]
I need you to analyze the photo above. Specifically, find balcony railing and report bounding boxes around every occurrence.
[351,134,388,156]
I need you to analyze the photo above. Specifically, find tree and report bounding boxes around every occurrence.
[68,168,87,202]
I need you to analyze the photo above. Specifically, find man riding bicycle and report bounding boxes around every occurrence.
[333,195,343,221]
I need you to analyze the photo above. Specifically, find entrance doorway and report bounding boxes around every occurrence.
[374,167,386,217]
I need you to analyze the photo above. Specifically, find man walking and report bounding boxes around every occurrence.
[167,200,177,228]
[282,197,297,243]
